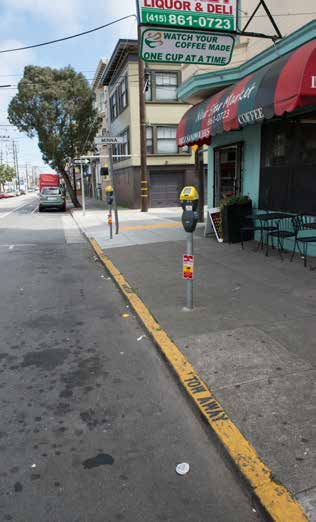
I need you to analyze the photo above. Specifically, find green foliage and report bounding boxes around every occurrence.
[8,65,101,173]
[0,164,15,190]
[220,195,251,209]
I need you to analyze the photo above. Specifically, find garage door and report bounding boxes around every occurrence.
[150,172,184,208]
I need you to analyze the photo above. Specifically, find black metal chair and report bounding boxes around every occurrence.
[291,215,316,268]
[241,212,279,251]
[266,215,297,260]
[240,215,263,250]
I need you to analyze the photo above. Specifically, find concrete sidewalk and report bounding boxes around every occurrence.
[72,203,316,521]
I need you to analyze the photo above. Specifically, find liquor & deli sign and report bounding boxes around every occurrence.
[137,0,238,32]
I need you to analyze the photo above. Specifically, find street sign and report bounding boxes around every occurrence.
[183,254,194,280]
[137,0,238,32]
[73,159,89,165]
[94,136,124,146]
[141,27,235,65]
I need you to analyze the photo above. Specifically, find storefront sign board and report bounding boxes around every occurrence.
[207,208,223,242]
[141,27,235,65]
[137,0,238,32]
[183,254,194,279]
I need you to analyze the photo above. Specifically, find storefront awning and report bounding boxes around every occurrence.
[177,39,316,147]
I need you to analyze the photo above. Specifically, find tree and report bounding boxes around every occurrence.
[0,164,15,192]
[8,66,101,207]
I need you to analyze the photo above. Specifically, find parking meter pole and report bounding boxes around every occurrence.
[108,145,119,235]
[187,232,194,310]
[109,204,113,240]
[80,163,86,217]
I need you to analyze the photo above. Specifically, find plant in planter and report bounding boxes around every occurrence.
[220,195,253,243]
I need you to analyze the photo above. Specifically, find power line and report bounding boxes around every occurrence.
[0,14,136,54]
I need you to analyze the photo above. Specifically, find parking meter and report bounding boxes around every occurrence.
[105,185,114,239]
[180,186,199,233]
[105,185,114,206]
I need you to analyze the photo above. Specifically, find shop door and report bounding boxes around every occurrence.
[214,143,243,206]
[150,172,184,208]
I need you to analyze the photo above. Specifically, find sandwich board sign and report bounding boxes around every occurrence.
[137,0,238,32]
[140,27,235,65]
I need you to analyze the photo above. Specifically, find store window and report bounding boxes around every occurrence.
[260,119,316,213]
[301,124,316,163]
[145,72,179,102]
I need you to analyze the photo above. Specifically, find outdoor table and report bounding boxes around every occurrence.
[244,212,292,254]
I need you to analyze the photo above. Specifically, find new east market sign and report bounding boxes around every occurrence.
[137,0,238,32]
[141,27,235,65]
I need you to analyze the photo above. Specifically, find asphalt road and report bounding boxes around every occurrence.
[0,197,262,522]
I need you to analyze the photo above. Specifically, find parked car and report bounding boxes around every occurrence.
[39,187,66,212]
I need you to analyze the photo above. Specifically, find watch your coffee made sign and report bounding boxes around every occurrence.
[137,0,238,32]
[141,27,235,65]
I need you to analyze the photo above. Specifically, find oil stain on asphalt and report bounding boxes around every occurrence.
[82,454,114,470]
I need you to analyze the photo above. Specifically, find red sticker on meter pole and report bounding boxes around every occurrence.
[183,255,194,280]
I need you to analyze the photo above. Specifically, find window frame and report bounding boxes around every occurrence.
[113,127,130,163]
[110,73,129,122]
[145,71,181,103]
[146,124,190,155]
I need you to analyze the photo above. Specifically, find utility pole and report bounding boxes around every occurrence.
[12,140,20,191]
[195,147,205,223]
[138,25,149,212]
[107,145,119,234]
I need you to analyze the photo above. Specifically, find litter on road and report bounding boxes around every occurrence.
[176,463,190,476]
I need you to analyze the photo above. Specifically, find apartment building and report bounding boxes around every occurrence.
[100,39,196,208]
[90,59,109,200]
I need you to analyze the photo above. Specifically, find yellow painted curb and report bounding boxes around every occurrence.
[90,237,308,522]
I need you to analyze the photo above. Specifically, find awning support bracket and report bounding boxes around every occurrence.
[239,0,283,41]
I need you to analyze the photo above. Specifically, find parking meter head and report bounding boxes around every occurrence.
[180,186,199,211]
[182,210,198,233]
[105,185,114,205]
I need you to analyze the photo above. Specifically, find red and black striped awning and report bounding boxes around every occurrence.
[177,39,316,147]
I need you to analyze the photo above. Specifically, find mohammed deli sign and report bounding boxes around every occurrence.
[137,0,238,32]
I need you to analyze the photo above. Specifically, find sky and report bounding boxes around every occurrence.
[0,0,137,178]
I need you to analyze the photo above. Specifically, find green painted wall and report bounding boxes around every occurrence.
[207,124,316,258]
[207,124,262,208]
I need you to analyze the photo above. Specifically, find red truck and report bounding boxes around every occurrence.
[39,173,59,193]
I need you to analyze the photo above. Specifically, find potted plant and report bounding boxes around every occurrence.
[220,195,252,243]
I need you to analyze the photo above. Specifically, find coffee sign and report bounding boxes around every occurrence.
[137,0,238,32]
[141,27,235,65]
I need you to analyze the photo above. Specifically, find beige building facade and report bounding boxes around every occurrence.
[91,59,110,200]
[101,40,197,208]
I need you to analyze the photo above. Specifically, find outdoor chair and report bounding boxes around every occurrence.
[240,215,262,250]
[291,214,316,268]
[266,215,297,260]
[240,212,278,251]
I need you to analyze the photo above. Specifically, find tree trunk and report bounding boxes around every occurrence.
[61,169,81,208]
